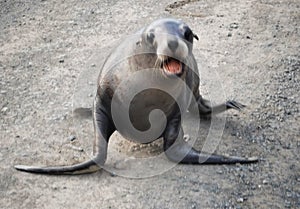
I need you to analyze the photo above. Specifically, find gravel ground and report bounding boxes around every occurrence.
[0,0,299,208]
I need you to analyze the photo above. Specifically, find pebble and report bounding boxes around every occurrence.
[68,135,76,141]
[229,22,239,29]
[216,169,223,174]
[52,185,58,190]
[110,172,117,177]
[284,200,291,208]
[286,191,292,198]
[68,144,83,152]
[183,134,190,141]
[262,179,269,184]
[282,143,292,149]
[1,107,8,113]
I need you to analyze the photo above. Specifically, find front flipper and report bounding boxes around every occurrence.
[14,159,100,175]
[165,139,258,164]
[163,115,258,164]
[14,94,115,175]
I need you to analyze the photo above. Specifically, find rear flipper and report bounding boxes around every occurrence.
[189,95,246,119]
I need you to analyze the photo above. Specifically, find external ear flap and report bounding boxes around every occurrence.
[135,38,143,46]
[146,31,155,44]
[136,38,142,46]
[193,33,199,41]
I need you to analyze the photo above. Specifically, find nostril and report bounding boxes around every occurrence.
[168,40,178,52]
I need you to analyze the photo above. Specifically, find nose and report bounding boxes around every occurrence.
[168,40,178,52]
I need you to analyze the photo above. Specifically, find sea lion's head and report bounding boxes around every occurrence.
[141,18,198,77]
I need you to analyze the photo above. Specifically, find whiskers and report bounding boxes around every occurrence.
[153,56,167,78]
[154,57,162,69]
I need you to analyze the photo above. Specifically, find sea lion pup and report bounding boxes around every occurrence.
[15,18,258,175]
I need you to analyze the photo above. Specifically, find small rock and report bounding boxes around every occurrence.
[230,22,239,29]
[282,143,292,149]
[68,135,76,141]
[263,179,269,184]
[110,172,117,177]
[284,200,291,208]
[228,32,232,37]
[183,134,190,141]
[68,144,84,152]
[246,35,251,39]
[1,107,8,113]
[216,169,223,174]
[237,197,244,203]
[286,191,292,198]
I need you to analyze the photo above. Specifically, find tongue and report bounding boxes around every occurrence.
[166,59,181,74]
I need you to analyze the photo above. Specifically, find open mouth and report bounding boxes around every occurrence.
[161,57,183,76]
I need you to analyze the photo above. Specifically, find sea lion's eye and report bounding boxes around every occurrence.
[183,26,198,42]
[183,27,193,42]
[147,32,155,44]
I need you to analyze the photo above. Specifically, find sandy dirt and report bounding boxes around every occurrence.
[0,0,299,208]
